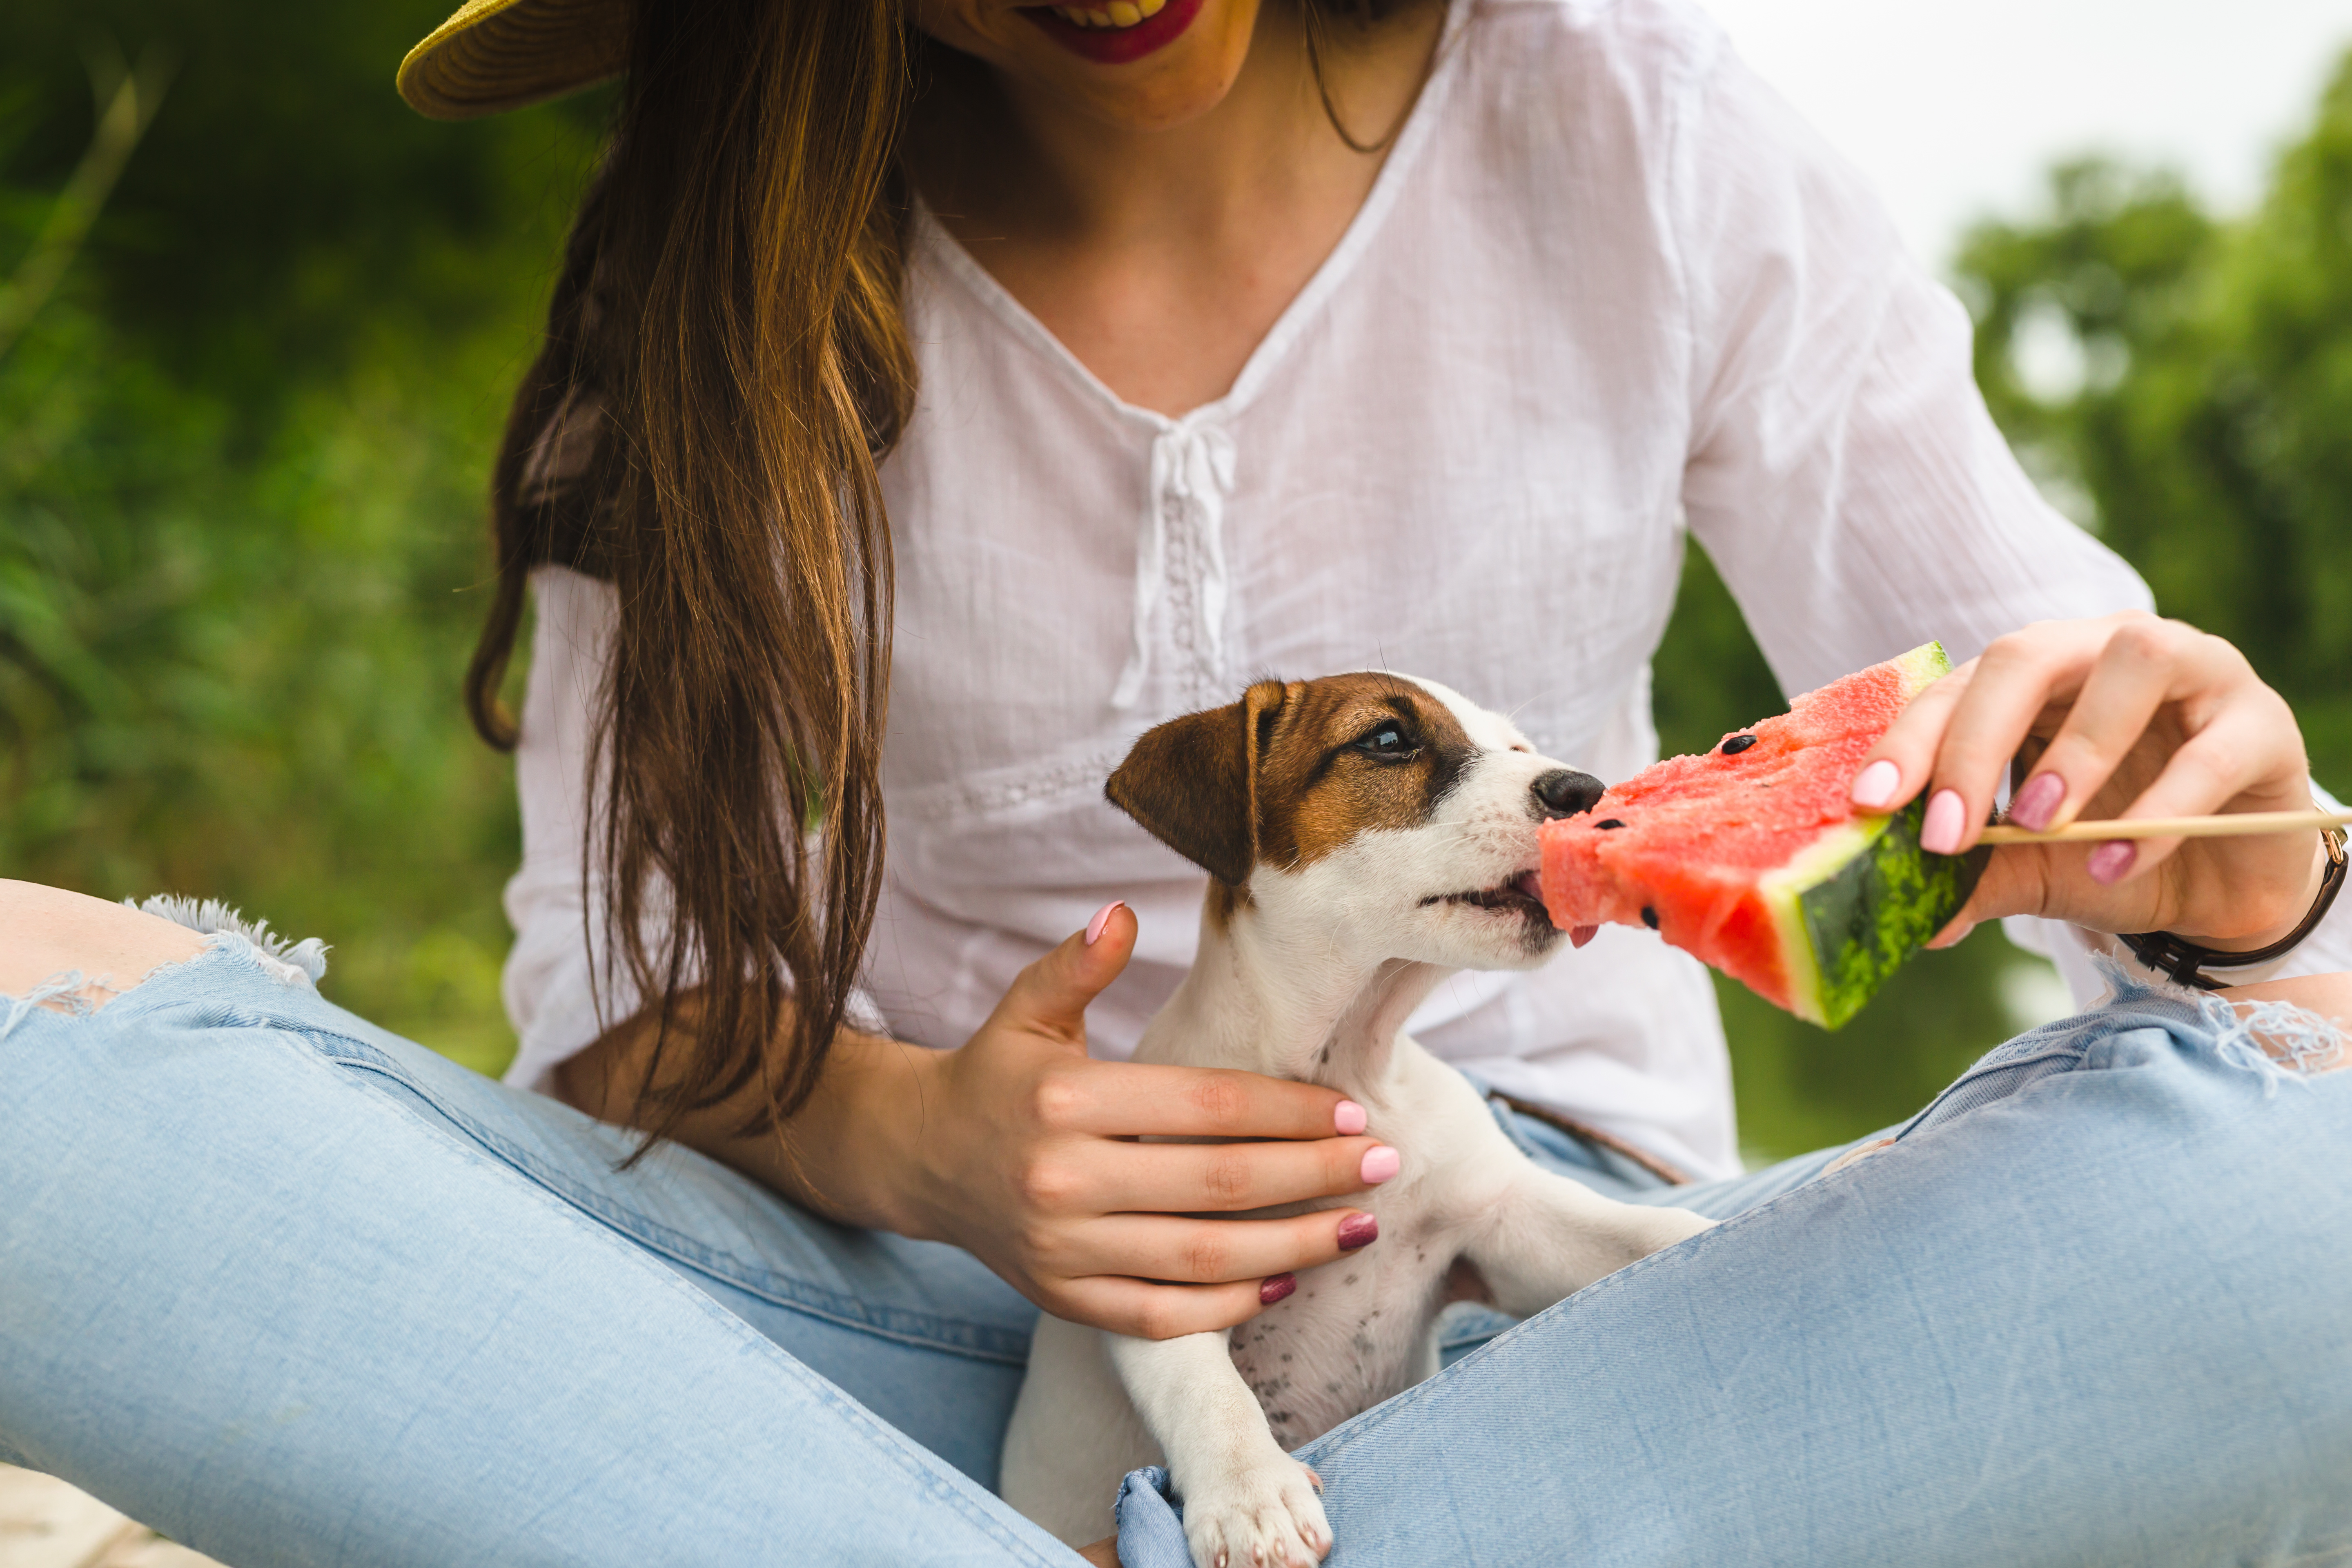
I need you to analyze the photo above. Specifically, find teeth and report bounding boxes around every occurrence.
[1050,0,1151,25]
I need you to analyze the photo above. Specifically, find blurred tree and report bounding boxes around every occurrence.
[0,1,605,1074]
[1956,52,2352,790]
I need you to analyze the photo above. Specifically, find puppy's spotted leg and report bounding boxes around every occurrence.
[1468,1170,1713,1319]
[1108,1329,1332,1568]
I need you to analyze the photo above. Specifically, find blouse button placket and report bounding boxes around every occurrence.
[1111,423,1238,713]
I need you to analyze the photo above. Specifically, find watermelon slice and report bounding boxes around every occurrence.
[1539,643,1988,1029]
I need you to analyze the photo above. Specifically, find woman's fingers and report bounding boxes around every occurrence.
[1853,614,2261,855]
[1051,1208,1379,1287]
[1036,1059,1363,1141]
[1051,1273,1299,1341]
[1042,1133,1391,1216]
[1852,657,1974,813]
[1859,619,2120,851]
[2007,619,2256,836]
[983,902,1139,1049]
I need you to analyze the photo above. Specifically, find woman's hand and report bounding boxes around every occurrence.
[888,902,1391,1340]
[1850,612,2328,951]
[556,903,1387,1342]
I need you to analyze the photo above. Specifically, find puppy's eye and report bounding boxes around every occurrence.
[1353,723,1419,761]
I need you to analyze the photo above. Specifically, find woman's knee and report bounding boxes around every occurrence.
[0,881,203,1010]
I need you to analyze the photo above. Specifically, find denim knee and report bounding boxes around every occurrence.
[1890,959,2344,1154]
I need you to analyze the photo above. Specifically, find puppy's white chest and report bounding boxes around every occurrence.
[1227,1243,1450,1448]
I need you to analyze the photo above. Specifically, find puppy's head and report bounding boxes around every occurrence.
[1106,673,1603,970]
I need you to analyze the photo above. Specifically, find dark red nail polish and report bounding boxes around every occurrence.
[1336,1212,1379,1250]
[1259,1273,1296,1306]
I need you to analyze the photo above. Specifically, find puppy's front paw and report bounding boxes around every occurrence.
[1650,1205,1715,1248]
[1178,1451,1331,1568]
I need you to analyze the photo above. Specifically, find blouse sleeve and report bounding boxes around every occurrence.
[1670,42,2153,699]
[1665,42,2188,1012]
[499,565,633,1094]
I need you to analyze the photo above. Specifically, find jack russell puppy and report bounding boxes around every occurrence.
[1000,673,1713,1568]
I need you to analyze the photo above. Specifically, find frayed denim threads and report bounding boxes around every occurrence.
[125,895,329,986]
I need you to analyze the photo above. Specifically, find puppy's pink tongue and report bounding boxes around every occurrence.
[1570,924,1599,948]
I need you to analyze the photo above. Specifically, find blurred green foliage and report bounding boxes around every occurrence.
[0,0,606,1074]
[1954,53,2352,792]
[3,9,2347,1157]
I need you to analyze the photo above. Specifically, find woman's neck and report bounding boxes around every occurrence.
[906,0,1447,415]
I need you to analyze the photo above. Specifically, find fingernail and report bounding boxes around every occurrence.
[1337,1212,1379,1250]
[1259,1273,1296,1306]
[2009,771,2065,833]
[1333,1099,1367,1136]
[1359,1145,1400,1185]
[2087,839,2136,884]
[1920,789,1967,855]
[1085,900,1125,946]
[1850,759,1901,810]
[1927,919,1976,951]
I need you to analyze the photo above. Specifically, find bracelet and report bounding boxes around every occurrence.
[2116,826,2348,990]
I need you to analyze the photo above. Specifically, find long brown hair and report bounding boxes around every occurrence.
[467,0,910,1146]
[466,0,1411,1146]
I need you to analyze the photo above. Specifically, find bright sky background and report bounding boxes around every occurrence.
[1701,0,2352,270]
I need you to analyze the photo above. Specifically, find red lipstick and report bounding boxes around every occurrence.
[1020,0,1205,64]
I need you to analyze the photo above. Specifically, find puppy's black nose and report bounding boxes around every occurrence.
[1531,768,1605,820]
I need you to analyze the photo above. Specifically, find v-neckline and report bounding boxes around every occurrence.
[911,0,1473,434]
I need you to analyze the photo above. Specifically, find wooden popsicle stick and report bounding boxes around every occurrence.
[1976,809,2352,846]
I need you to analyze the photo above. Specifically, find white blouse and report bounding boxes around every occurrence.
[499,0,2315,1178]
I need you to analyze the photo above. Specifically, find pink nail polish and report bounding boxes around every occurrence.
[1851,759,1901,810]
[2009,771,2066,833]
[1085,900,1125,946]
[1920,789,1967,855]
[1337,1212,1379,1250]
[1333,1100,1368,1136]
[1359,1145,1400,1185]
[2087,840,2136,884]
[1259,1273,1297,1306]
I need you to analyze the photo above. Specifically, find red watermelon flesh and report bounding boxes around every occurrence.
[1539,644,1986,1028]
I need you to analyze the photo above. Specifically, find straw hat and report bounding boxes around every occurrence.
[397,0,631,120]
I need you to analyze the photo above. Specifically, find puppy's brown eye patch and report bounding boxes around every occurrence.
[1251,675,1476,871]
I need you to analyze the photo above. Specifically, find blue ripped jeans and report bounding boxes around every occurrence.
[2,931,2348,1567]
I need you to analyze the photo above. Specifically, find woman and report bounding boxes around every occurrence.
[2,0,2347,1558]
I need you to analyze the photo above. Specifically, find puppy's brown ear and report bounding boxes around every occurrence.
[1106,683,1285,887]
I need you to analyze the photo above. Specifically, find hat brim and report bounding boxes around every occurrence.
[398,0,631,121]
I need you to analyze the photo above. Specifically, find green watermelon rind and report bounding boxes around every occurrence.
[1757,798,1990,1028]
[1751,640,1980,1029]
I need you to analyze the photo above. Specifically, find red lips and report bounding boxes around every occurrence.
[1020,0,1205,64]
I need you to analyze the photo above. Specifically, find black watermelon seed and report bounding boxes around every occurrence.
[1721,734,1758,755]
[1596,819,1626,831]
[1640,906,1659,929]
